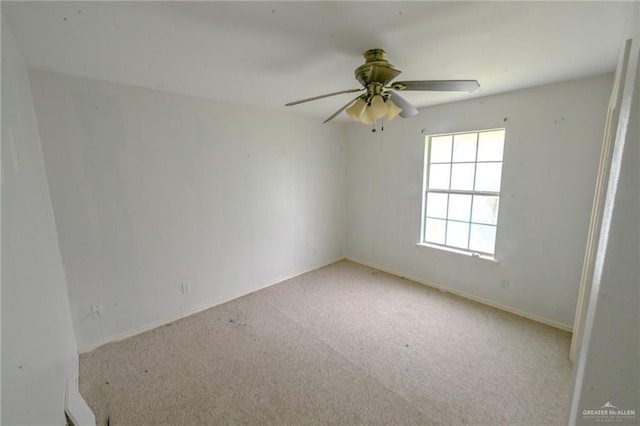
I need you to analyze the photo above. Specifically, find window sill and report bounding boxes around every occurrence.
[416,242,500,264]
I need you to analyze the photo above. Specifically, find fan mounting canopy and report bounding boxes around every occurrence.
[354,49,401,86]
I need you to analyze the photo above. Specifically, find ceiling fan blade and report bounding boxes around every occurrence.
[323,96,362,124]
[285,88,364,106]
[389,91,419,118]
[391,80,480,93]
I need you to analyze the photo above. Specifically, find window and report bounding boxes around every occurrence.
[421,129,505,256]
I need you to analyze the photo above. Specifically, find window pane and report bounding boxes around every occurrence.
[430,135,452,163]
[452,133,477,162]
[423,129,505,255]
[446,221,469,249]
[426,192,448,219]
[428,164,450,190]
[477,130,505,161]
[450,163,475,191]
[475,162,502,192]
[470,224,496,254]
[472,196,499,225]
[448,194,471,222]
[424,218,446,244]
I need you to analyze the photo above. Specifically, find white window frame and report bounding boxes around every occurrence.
[420,128,506,258]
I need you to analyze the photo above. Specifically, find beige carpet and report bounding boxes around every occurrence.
[80,260,573,425]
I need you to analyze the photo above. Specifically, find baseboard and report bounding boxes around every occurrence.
[79,256,346,353]
[80,254,570,353]
[65,372,95,425]
[345,256,573,332]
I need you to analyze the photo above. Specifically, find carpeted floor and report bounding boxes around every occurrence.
[79,260,574,425]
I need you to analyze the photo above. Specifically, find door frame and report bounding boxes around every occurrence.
[569,38,632,362]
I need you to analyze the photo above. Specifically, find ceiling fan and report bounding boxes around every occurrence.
[285,49,479,129]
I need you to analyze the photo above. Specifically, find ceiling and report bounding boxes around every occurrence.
[2,1,634,122]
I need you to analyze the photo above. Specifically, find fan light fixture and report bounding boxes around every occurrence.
[346,95,402,125]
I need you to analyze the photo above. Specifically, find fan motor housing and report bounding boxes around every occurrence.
[354,49,401,87]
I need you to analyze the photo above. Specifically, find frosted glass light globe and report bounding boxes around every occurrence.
[385,100,403,121]
[346,98,367,122]
[369,95,387,119]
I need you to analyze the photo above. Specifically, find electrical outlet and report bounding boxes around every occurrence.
[91,304,103,318]
[181,283,191,294]
[500,279,510,289]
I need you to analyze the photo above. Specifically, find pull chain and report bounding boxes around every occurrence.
[371,119,385,132]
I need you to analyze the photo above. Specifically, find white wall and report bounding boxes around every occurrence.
[1,18,85,425]
[28,70,346,350]
[569,6,639,423]
[346,74,613,328]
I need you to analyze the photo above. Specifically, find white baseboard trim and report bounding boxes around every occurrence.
[80,254,571,353]
[65,366,95,425]
[80,256,346,353]
[345,256,573,332]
